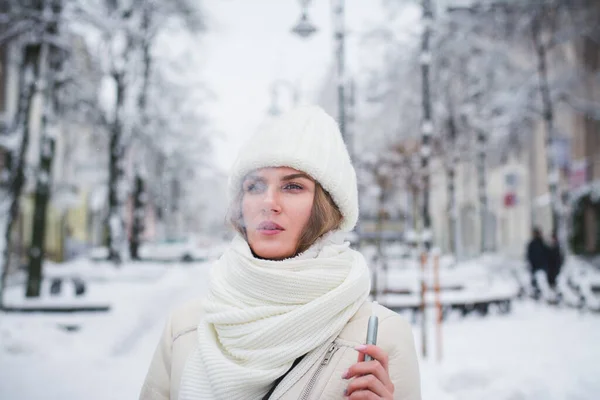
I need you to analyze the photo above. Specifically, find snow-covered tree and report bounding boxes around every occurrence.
[0,0,212,302]
[71,0,207,263]
[0,0,75,299]
[124,1,206,259]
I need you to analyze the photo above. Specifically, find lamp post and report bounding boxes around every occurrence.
[418,0,435,360]
[420,0,434,253]
[291,0,347,145]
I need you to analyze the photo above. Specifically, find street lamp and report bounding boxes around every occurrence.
[291,0,347,145]
[291,10,318,38]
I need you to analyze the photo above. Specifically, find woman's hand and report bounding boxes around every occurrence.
[342,344,394,399]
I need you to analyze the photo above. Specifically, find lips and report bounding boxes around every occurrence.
[257,221,284,231]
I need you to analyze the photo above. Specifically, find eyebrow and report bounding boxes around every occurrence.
[244,175,264,182]
[281,173,313,181]
[243,173,313,182]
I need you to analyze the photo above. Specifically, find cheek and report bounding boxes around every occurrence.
[288,197,314,227]
[241,196,258,220]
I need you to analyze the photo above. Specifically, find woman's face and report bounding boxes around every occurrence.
[242,167,315,260]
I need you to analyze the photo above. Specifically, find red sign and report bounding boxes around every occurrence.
[504,193,516,208]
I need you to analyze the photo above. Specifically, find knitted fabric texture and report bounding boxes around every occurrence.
[178,232,371,400]
[228,105,359,232]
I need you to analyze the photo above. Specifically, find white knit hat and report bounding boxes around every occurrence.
[228,105,358,232]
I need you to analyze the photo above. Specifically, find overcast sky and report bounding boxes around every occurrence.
[200,0,395,172]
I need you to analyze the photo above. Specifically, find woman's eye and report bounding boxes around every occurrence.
[244,182,265,193]
[284,183,303,190]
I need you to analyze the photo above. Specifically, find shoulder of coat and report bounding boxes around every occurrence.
[349,300,401,323]
[170,297,204,342]
[337,300,411,343]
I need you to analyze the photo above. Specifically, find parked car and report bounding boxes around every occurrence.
[89,246,109,261]
[138,235,229,263]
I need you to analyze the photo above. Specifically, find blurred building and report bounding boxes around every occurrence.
[526,2,600,256]
[429,149,532,258]
[431,1,600,257]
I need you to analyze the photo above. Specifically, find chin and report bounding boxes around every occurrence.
[250,239,295,260]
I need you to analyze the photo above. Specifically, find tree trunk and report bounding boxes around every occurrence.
[445,116,459,257]
[0,44,39,306]
[25,0,62,298]
[129,6,151,260]
[477,127,488,253]
[532,12,562,238]
[26,135,55,298]
[333,0,346,143]
[420,0,434,252]
[104,0,136,266]
[106,73,125,265]
[129,174,145,260]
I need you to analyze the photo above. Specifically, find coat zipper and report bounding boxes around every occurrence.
[299,343,340,400]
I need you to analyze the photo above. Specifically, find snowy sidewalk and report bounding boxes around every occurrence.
[418,301,600,400]
[0,261,210,400]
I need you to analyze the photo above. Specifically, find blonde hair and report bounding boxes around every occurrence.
[229,181,343,256]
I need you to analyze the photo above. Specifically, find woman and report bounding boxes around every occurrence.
[140,106,421,400]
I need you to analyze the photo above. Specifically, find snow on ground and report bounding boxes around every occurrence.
[417,302,600,400]
[1,256,600,399]
[0,260,210,400]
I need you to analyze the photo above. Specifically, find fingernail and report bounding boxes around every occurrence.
[343,388,348,396]
[342,369,349,379]
[355,344,367,351]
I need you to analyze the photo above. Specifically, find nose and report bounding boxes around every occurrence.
[261,185,281,214]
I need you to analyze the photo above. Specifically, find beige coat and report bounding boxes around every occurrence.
[140,300,421,400]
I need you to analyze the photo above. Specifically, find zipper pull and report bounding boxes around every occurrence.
[321,344,338,365]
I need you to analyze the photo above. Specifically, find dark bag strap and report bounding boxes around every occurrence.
[261,355,305,400]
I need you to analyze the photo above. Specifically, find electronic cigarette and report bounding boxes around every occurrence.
[364,302,379,362]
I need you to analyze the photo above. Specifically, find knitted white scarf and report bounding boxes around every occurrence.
[179,232,371,400]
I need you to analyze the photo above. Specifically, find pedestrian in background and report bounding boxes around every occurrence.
[526,227,549,298]
[547,232,564,290]
[140,106,421,400]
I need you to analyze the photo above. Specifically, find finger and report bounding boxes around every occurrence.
[343,360,389,387]
[347,391,379,399]
[345,374,390,398]
[357,350,365,363]
[355,344,390,372]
